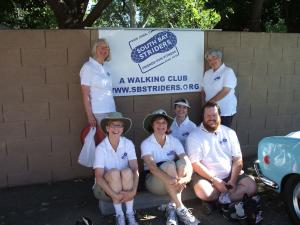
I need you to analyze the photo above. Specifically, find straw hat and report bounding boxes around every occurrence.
[100,112,132,134]
[143,109,173,133]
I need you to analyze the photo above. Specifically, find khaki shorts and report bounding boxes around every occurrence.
[145,159,190,195]
[93,184,111,202]
[191,171,249,188]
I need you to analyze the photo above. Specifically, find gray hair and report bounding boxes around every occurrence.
[91,38,111,61]
[205,48,223,61]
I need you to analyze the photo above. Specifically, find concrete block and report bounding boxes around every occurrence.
[248,129,277,146]
[22,48,67,66]
[250,103,278,118]
[280,75,300,90]
[91,30,99,46]
[241,145,257,158]
[6,137,51,156]
[241,32,270,48]
[50,100,84,119]
[0,139,6,158]
[0,173,7,188]
[292,115,300,129]
[23,84,68,103]
[237,104,251,117]
[0,67,45,86]
[254,47,282,62]
[236,129,249,146]
[115,96,134,114]
[0,85,22,104]
[3,102,49,122]
[26,119,69,137]
[45,30,90,48]
[283,47,300,60]
[207,31,240,48]
[8,170,51,187]
[278,102,300,115]
[223,47,254,62]
[0,30,45,48]
[225,62,238,74]
[296,62,300,74]
[236,116,266,131]
[295,90,300,101]
[268,61,294,76]
[2,154,27,174]
[238,62,267,77]
[69,115,87,136]
[133,95,171,113]
[0,48,21,67]
[46,66,80,84]
[52,135,81,153]
[236,76,252,91]
[50,151,72,168]
[267,90,293,103]
[270,33,298,48]
[0,121,25,140]
[252,75,280,89]
[69,84,82,101]
[266,115,293,129]
[99,188,197,215]
[68,47,90,66]
[52,166,79,182]
[238,89,267,104]
[27,152,51,171]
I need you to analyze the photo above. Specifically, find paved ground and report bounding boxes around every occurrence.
[0,165,293,225]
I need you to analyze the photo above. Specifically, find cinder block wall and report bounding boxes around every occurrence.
[0,30,299,188]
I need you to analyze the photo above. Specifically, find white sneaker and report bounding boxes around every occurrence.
[166,204,178,225]
[218,192,231,204]
[115,214,126,225]
[176,207,200,225]
[126,211,139,225]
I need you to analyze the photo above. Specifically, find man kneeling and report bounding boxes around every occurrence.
[93,112,139,225]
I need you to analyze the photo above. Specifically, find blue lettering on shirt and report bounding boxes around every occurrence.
[219,138,228,145]
[214,76,220,81]
[106,72,110,77]
[121,152,128,159]
[167,150,176,156]
[182,132,190,137]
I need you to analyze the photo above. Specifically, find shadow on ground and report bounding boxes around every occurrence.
[0,165,292,225]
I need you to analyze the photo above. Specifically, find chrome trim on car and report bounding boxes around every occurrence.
[254,160,279,189]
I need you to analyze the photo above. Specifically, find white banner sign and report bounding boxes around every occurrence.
[99,29,204,96]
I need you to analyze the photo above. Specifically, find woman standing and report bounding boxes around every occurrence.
[80,38,116,127]
[201,48,237,128]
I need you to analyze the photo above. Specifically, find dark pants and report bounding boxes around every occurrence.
[221,115,235,128]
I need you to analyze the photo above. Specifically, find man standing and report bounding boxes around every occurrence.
[186,101,256,214]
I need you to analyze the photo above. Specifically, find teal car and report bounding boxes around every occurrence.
[254,131,300,224]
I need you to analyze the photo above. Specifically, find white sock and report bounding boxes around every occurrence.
[125,200,134,214]
[113,203,123,216]
[176,205,186,212]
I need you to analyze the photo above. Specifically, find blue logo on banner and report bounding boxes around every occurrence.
[130,31,177,63]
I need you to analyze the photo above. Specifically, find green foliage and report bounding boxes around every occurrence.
[94,0,220,29]
[0,0,57,29]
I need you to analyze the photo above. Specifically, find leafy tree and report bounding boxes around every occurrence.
[94,0,220,29]
[0,0,56,28]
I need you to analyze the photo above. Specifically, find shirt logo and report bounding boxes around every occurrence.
[219,138,228,145]
[121,152,128,159]
[167,150,176,156]
[214,76,221,81]
[182,132,190,137]
[106,72,111,77]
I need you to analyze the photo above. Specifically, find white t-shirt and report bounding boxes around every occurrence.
[201,63,237,116]
[170,116,196,147]
[80,57,116,114]
[186,124,242,179]
[141,134,185,170]
[93,137,137,171]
